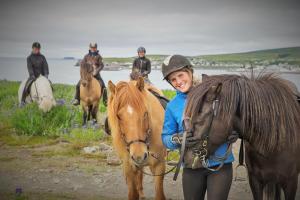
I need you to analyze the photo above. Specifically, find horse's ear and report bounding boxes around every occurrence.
[210,83,222,95]
[108,80,116,96]
[202,74,209,81]
[214,83,222,94]
[207,83,222,100]
[136,77,144,91]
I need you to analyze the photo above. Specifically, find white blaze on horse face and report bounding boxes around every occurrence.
[127,105,134,115]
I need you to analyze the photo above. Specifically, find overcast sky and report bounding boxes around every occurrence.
[0,0,299,58]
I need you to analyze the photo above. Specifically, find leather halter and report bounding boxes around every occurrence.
[174,95,232,180]
[119,112,152,152]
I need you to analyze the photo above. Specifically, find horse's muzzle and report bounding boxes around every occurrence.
[131,152,149,166]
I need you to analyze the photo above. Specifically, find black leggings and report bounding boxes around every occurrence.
[182,163,232,200]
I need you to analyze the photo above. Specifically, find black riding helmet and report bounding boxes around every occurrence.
[161,55,193,80]
[137,46,146,53]
[32,42,41,49]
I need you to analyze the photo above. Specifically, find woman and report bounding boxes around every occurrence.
[132,46,152,84]
[20,42,50,106]
[161,55,234,200]
[72,42,107,106]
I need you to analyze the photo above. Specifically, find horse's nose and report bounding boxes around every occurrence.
[131,152,148,165]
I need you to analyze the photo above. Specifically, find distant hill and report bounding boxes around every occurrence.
[195,47,300,65]
[103,54,169,64]
[102,47,300,68]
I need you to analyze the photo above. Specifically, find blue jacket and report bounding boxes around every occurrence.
[162,90,234,167]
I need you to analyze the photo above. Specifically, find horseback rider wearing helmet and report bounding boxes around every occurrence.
[161,55,234,200]
[20,42,50,106]
[132,46,152,83]
[72,43,108,106]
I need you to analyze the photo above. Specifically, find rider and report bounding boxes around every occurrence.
[132,47,151,83]
[161,55,234,200]
[20,42,49,106]
[72,43,107,106]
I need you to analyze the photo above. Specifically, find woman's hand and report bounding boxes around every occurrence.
[171,133,182,145]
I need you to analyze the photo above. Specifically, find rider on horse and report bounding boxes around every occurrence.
[72,42,108,106]
[132,47,152,84]
[20,42,50,107]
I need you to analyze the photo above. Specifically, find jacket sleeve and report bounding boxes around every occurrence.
[81,55,87,64]
[144,59,151,75]
[98,55,104,71]
[93,55,104,75]
[42,56,49,76]
[27,56,35,78]
[132,59,138,72]
[162,104,180,150]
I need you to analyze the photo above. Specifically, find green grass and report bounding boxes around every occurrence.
[61,128,106,150]
[162,90,176,100]
[0,132,58,146]
[0,80,174,147]
[10,103,78,136]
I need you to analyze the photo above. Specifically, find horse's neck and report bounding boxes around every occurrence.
[144,91,163,123]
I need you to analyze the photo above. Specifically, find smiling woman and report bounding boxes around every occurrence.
[161,54,234,200]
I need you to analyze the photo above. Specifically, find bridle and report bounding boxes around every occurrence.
[193,96,234,168]
[119,112,152,152]
[174,94,233,180]
[118,110,177,176]
[32,80,51,103]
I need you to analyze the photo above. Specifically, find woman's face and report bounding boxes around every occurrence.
[138,52,145,58]
[168,70,192,93]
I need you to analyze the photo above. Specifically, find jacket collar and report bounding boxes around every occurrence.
[88,50,99,56]
[176,90,187,99]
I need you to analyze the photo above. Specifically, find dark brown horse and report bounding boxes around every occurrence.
[184,73,300,200]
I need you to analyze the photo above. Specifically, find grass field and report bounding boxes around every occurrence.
[0,80,175,148]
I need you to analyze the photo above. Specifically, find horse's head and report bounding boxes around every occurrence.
[80,62,93,87]
[38,96,56,112]
[34,76,56,112]
[184,74,236,157]
[130,71,143,81]
[108,77,150,166]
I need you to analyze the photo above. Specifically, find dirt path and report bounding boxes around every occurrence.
[0,141,299,200]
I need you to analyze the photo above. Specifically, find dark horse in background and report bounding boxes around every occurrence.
[184,73,300,200]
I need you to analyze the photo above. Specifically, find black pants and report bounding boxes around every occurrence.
[21,77,35,102]
[182,163,233,200]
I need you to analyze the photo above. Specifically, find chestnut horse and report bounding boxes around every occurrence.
[184,74,300,200]
[107,77,166,200]
[80,62,102,126]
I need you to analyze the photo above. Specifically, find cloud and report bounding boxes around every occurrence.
[0,0,299,58]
